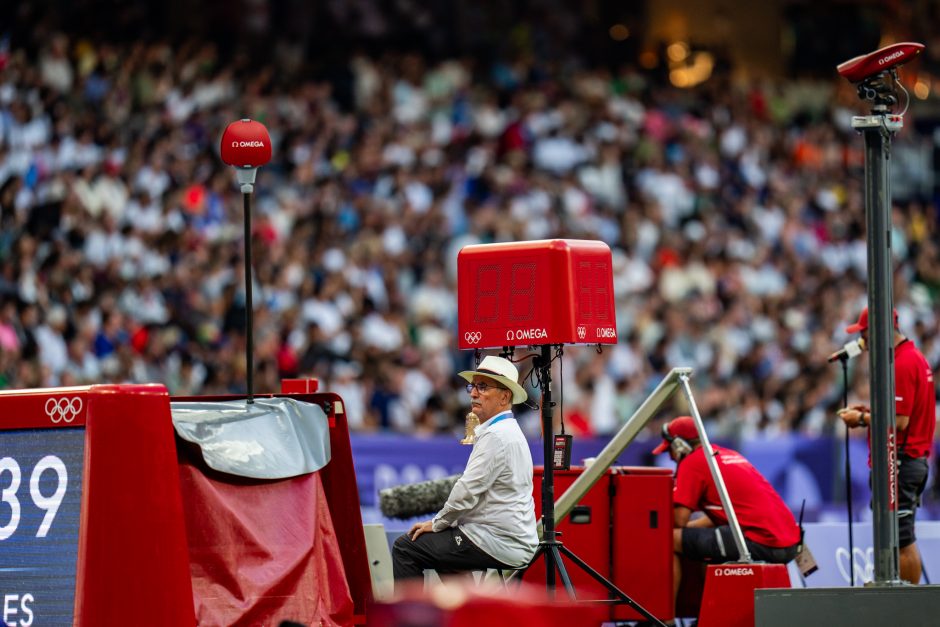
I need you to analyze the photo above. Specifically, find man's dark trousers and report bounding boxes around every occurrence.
[392,527,513,579]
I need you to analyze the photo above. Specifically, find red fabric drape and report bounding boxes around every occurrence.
[178,453,354,626]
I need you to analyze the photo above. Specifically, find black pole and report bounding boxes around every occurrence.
[243,191,254,404]
[841,358,855,586]
[539,344,557,592]
[859,107,899,584]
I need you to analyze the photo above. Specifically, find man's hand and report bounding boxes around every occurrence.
[408,520,434,541]
[838,405,869,428]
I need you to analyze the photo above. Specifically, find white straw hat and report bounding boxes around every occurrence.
[458,355,527,404]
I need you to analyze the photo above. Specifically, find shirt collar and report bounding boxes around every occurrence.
[476,410,514,434]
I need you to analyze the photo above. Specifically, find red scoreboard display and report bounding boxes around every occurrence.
[457,239,618,349]
[0,385,195,626]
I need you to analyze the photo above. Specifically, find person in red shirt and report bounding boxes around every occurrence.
[837,307,936,584]
[653,416,800,609]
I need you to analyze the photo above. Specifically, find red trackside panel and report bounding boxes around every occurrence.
[315,391,374,623]
[698,563,791,627]
[77,385,196,626]
[525,468,613,597]
[522,466,674,623]
[611,467,674,622]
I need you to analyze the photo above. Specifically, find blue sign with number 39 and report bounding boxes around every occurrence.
[0,428,84,626]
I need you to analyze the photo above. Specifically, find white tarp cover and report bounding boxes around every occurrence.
[171,397,331,479]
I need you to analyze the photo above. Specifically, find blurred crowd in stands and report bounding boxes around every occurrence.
[2,12,940,444]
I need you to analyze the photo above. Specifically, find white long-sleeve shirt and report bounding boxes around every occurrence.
[431,411,538,567]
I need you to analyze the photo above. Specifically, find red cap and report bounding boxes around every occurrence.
[652,416,698,455]
[845,307,898,334]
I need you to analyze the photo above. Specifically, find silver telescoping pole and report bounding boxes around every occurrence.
[550,367,691,531]
[678,374,752,563]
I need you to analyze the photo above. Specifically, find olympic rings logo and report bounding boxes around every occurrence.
[577,326,586,340]
[464,331,482,344]
[45,397,83,423]
[835,546,874,585]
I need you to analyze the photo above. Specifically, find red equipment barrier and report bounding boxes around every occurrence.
[526,468,613,596]
[698,563,791,627]
[611,467,675,621]
[524,466,674,623]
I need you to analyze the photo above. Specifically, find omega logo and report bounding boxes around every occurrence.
[888,431,897,509]
[596,327,616,339]
[45,397,83,423]
[714,567,754,576]
[506,328,547,341]
[879,50,905,65]
[232,141,266,147]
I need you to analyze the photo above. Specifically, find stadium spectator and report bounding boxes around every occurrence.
[0,19,936,447]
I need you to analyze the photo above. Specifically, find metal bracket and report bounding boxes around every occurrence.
[852,114,904,133]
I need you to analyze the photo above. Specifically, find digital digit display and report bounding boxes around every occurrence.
[509,262,537,323]
[471,259,542,326]
[457,240,617,348]
[0,428,84,625]
[474,263,501,324]
[576,260,611,322]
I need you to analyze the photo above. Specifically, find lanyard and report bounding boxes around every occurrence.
[488,411,514,427]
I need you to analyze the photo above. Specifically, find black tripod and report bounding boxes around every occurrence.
[518,344,664,626]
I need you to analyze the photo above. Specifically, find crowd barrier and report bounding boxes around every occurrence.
[351,433,940,529]
[789,521,940,586]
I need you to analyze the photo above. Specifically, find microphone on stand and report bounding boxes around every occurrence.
[379,474,462,520]
[829,335,865,588]
[828,337,866,363]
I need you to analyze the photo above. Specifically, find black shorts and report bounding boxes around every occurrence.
[681,526,798,564]
[897,454,929,548]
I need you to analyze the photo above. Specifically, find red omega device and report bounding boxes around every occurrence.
[836,42,924,83]
[457,239,618,349]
